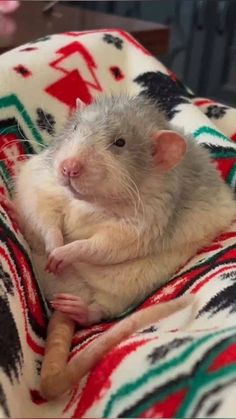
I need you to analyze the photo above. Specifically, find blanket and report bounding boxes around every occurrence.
[0,29,236,418]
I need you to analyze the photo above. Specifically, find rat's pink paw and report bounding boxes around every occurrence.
[46,246,70,274]
[51,294,89,325]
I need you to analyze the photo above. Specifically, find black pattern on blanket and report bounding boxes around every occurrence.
[0,30,236,418]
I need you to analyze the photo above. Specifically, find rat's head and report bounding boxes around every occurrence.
[52,94,187,203]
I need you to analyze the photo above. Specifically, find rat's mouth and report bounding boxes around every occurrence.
[56,168,94,200]
[58,175,84,198]
[67,181,84,198]
[67,178,94,201]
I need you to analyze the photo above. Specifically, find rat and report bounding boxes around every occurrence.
[14,93,236,326]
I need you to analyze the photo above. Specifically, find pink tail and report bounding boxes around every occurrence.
[67,294,195,388]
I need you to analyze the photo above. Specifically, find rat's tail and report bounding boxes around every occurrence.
[40,294,196,400]
[40,311,76,400]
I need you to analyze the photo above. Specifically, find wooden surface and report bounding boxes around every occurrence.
[0,1,170,56]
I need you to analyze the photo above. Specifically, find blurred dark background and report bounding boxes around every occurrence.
[66,0,236,106]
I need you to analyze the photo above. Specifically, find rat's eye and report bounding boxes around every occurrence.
[114,138,126,147]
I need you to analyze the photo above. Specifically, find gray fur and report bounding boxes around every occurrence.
[50,94,234,233]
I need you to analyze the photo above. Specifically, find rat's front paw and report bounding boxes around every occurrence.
[46,245,71,274]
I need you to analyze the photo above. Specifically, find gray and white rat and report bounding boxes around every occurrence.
[14,93,236,399]
[15,94,236,326]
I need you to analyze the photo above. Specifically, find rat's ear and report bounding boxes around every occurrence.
[76,97,86,111]
[152,130,187,171]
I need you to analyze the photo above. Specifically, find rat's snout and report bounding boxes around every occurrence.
[60,157,83,178]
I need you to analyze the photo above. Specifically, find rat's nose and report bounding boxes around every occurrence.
[60,158,83,178]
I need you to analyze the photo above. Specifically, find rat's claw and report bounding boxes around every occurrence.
[51,294,89,325]
[46,246,69,274]
[52,293,87,304]
[46,243,78,274]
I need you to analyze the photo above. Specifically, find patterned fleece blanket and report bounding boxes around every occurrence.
[1,30,236,419]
